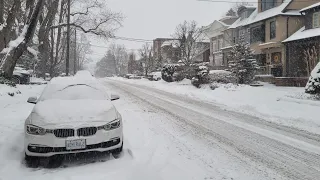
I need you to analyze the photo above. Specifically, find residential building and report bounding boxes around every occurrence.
[202,16,237,68]
[246,0,319,77]
[160,40,181,63]
[153,38,178,64]
[224,6,257,67]
[283,2,320,78]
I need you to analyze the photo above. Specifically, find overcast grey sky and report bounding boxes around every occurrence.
[88,0,238,62]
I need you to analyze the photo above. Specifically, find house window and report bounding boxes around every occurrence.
[250,25,265,43]
[313,12,320,28]
[270,21,276,39]
[261,0,276,12]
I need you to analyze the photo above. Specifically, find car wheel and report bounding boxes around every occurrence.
[12,76,20,84]
[111,142,123,158]
[25,153,40,168]
[46,155,64,168]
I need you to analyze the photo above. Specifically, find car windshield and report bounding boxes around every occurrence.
[39,84,109,101]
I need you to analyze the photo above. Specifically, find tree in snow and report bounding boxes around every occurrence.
[139,43,154,76]
[305,62,320,95]
[227,43,259,84]
[225,8,236,17]
[303,46,318,76]
[0,0,123,79]
[161,64,175,82]
[95,49,117,77]
[172,20,209,66]
[0,0,45,79]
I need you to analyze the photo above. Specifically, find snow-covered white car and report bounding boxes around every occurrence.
[24,76,123,166]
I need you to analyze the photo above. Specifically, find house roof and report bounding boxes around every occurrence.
[228,9,257,29]
[161,40,180,48]
[249,0,295,24]
[229,0,301,29]
[283,26,320,42]
[300,2,320,13]
[202,20,229,38]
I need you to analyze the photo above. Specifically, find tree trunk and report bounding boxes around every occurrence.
[0,0,22,52]
[0,0,44,78]
[37,0,60,77]
[0,0,4,24]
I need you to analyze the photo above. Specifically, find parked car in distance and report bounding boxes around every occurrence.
[147,72,162,81]
[12,67,31,84]
[128,74,142,79]
[24,74,123,167]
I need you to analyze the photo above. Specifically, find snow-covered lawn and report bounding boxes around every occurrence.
[109,77,320,134]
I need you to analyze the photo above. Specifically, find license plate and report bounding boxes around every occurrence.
[66,139,86,150]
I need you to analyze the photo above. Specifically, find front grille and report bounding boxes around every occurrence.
[54,129,75,138]
[77,127,97,137]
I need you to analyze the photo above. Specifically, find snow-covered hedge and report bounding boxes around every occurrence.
[305,62,320,94]
[208,70,237,84]
[0,77,16,87]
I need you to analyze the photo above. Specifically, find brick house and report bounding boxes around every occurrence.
[283,2,320,78]
[153,38,179,64]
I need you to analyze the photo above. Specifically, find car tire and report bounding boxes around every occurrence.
[46,155,64,168]
[111,142,123,158]
[25,153,40,168]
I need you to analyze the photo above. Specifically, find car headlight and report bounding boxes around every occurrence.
[26,124,46,135]
[98,119,121,131]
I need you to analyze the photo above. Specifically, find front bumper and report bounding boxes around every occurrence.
[25,126,123,157]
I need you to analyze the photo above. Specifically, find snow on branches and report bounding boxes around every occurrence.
[305,62,320,94]
[227,43,258,84]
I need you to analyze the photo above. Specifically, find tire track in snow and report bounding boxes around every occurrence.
[105,79,320,180]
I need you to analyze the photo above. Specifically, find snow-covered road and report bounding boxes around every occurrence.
[103,79,320,180]
[1,80,320,180]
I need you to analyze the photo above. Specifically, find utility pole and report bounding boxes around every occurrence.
[74,28,77,74]
[66,0,70,76]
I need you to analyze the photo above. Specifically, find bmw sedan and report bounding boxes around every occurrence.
[24,77,123,166]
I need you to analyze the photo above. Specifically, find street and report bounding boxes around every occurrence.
[103,79,320,180]
[0,79,320,180]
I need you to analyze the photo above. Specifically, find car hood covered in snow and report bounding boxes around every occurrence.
[30,99,117,126]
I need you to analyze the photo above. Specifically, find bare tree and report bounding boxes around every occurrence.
[76,33,92,70]
[139,43,154,76]
[109,43,128,75]
[303,46,318,76]
[172,20,208,65]
[51,0,123,38]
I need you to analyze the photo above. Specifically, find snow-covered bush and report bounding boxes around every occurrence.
[208,70,237,84]
[305,62,320,94]
[0,76,16,87]
[161,64,176,82]
[191,66,210,88]
[227,44,259,84]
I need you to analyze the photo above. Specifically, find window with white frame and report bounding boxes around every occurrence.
[313,12,320,28]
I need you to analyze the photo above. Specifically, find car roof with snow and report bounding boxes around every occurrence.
[39,72,108,101]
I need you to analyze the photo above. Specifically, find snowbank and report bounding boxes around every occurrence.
[107,77,320,134]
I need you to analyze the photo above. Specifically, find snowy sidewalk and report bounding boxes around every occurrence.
[108,77,320,135]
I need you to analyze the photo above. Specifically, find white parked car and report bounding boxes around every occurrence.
[24,76,123,166]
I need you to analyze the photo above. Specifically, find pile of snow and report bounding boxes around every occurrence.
[209,70,232,75]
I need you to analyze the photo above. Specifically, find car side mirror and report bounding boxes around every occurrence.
[27,96,38,104]
[110,94,120,101]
